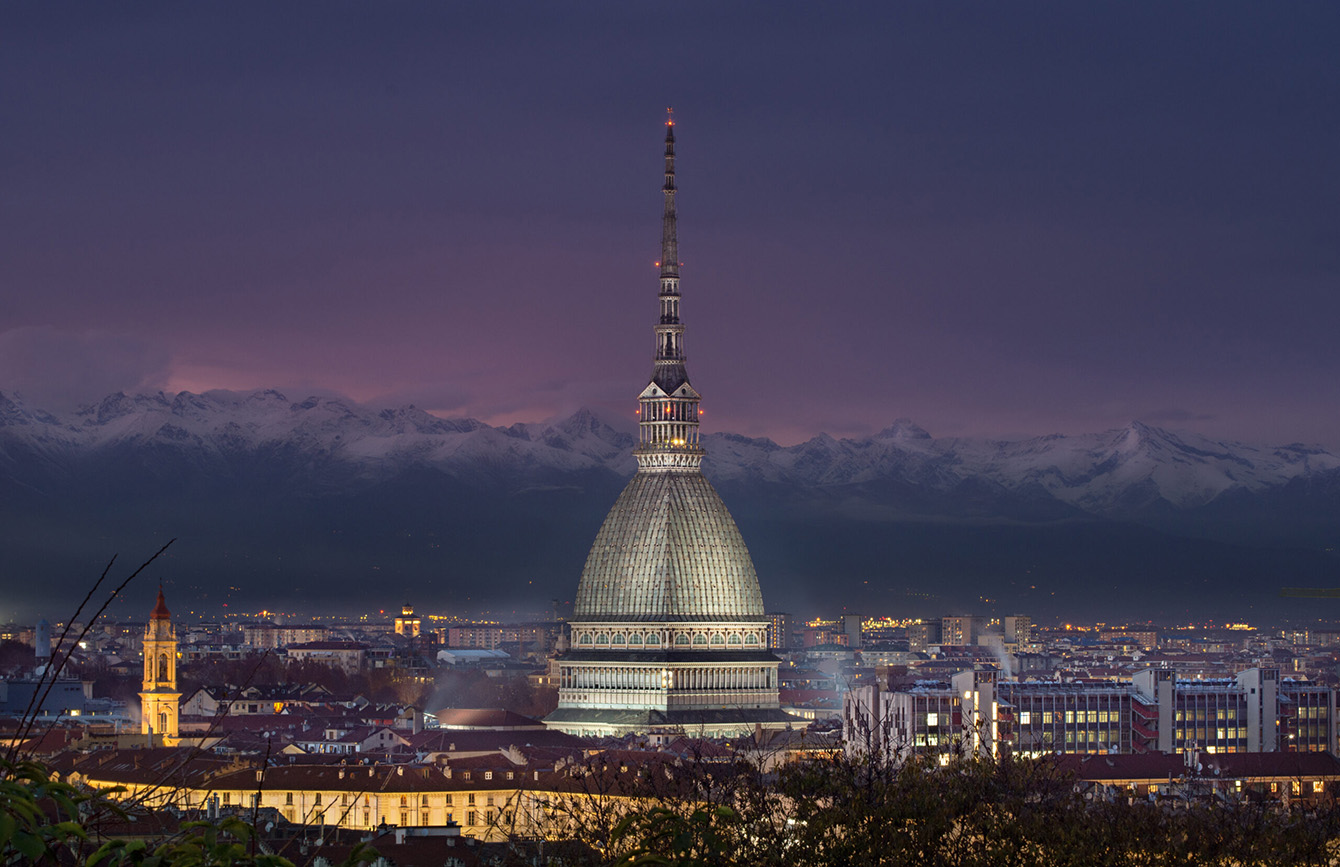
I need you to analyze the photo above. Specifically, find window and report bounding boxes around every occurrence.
[1019,712,1031,725]
[400,811,408,826]
[630,633,643,645]
[486,795,494,806]
[926,713,938,727]
[342,793,349,806]
[710,633,724,645]
[468,811,477,826]
[675,634,689,645]
[596,634,609,645]
[612,634,625,644]
[421,811,429,825]
[400,796,408,807]
[485,771,493,780]
[468,794,476,805]
[1315,781,1326,794]
[647,634,661,645]
[579,634,593,645]
[692,634,707,645]
[744,634,759,645]
[444,795,453,805]
[286,793,294,805]
[314,793,322,806]
[727,634,741,645]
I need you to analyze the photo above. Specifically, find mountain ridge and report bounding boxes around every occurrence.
[2,388,1337,621]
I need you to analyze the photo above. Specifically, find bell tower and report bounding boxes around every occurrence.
[139,587,180,743]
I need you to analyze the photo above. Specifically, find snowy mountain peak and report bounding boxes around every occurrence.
[877,419,933,441]
[1,389,1338,520]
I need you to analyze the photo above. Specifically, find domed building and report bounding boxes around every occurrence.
[545,114,797,738]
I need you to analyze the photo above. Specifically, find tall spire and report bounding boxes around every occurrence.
[636,109,703,472]
[660,107,678,283]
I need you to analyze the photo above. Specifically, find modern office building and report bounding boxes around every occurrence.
[845,666,1335,761]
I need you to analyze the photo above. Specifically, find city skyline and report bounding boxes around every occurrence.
[3,4,1338,448]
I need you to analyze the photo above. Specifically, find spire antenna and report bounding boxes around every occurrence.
[636,111,701,472]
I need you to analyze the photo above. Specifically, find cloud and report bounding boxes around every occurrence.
[0,327,171,412]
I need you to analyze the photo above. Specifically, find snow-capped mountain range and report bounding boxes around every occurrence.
[2,388,1338,620]
[2,388,1337,517]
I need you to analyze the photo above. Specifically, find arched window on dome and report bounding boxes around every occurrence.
[692,634,707,646]
[727,634,742,645]
[595,635,609,645]
[629,633,644,645]
[647,634,662,645]
[744,634,760,645]
[158,654,169,681]
[579,634,594,646]
[709,634,724,646]
[675,634,689,646]
[612,634,626,645]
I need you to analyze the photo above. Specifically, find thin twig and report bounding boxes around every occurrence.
[12,540,176,759]
[7,554,117,761]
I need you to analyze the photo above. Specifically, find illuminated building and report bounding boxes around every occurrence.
[846,666,1336,761]
[545,113,794,737]
[395,605,422,637]
[139,587,180,742]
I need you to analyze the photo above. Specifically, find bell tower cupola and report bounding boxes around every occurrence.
[139,586,180,743]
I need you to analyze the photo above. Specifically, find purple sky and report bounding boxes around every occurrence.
[3,3,1338,446]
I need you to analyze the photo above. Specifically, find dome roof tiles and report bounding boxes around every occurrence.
[574,470,765,622]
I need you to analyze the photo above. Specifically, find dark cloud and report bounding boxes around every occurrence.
[0,327,170,411]
[1,3,1337,446]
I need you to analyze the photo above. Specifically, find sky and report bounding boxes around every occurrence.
[3,3,1338,447]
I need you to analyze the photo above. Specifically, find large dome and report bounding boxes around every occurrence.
[574,470,766,622]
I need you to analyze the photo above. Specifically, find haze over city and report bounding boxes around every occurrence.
[3,4,1339,626]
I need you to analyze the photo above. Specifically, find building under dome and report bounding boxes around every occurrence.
[545,113,799,738]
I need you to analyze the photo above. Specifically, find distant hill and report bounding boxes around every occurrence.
[2,389,1338,622]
